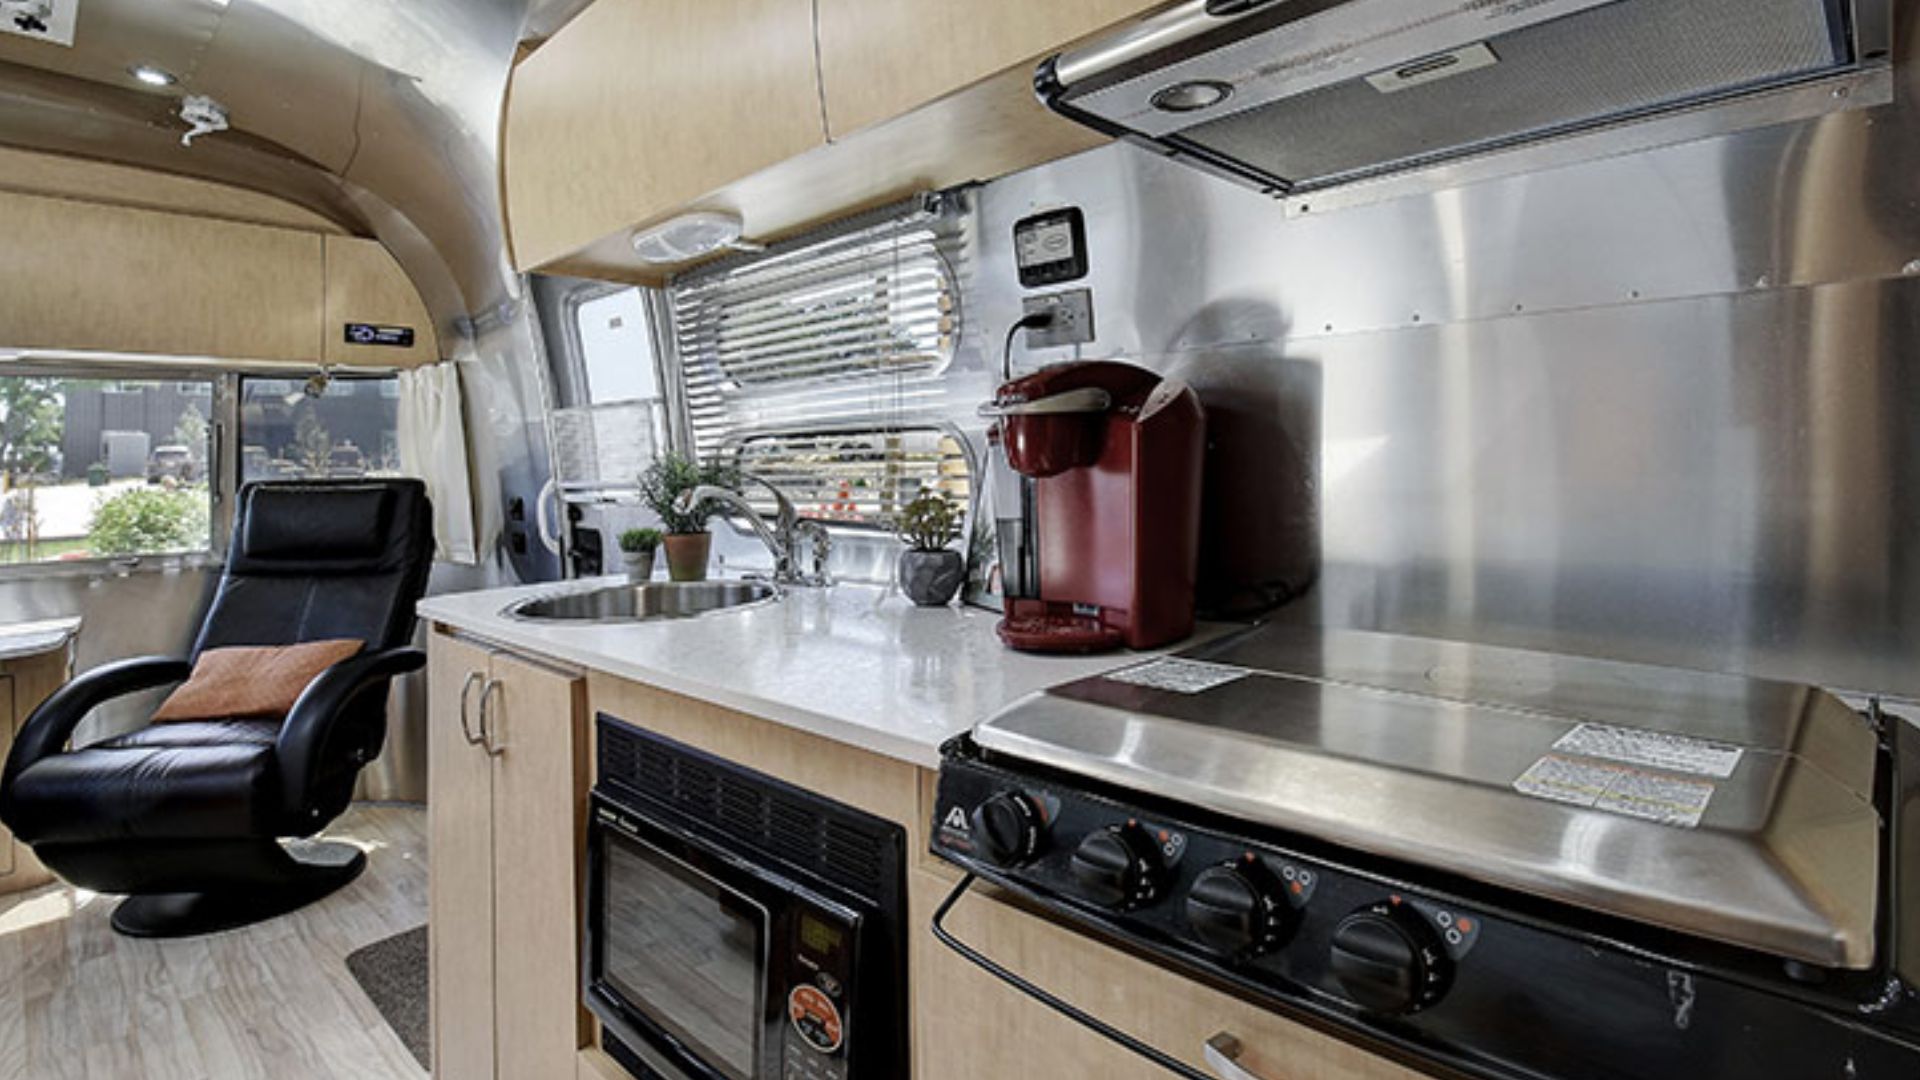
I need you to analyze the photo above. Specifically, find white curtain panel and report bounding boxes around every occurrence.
[397,362,479,564]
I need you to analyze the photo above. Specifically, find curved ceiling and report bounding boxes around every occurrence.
[0,0,551,334]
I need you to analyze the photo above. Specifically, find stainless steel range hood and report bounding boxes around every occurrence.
[1038,0,1891,200]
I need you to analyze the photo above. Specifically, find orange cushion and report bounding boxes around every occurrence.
[151,639,365,723]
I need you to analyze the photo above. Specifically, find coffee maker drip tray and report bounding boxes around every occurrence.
[998,608,1126,653]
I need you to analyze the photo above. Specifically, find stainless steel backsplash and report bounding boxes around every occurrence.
[953,29,1920,699]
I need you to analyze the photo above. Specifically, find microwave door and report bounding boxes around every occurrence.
[594,826,771,1080]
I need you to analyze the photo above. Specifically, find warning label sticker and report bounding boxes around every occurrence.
[1103,658,1250,695]
[1551,723,1743,779]
[1514,754,1716,828]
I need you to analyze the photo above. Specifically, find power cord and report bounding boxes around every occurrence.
[1002,310,1056,383]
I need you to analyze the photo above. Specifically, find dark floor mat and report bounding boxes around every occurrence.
[346,924,430,1070]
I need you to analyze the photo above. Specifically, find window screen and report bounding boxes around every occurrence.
[668,199,970,528]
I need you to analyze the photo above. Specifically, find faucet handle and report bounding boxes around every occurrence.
[794,520,833,587]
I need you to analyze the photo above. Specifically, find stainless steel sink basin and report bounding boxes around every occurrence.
[504,581,779,623]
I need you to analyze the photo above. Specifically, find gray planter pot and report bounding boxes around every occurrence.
[899,549,965,607]
[621,550,655,583]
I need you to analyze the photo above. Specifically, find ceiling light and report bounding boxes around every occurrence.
[130,64,177,87]
[630,211,763,265]
[1150,79,1233,113]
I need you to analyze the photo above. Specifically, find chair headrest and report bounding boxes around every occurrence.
[229,480,430,576]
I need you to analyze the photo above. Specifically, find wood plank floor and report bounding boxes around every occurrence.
[0,804,429,1080]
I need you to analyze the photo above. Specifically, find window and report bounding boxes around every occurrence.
[238,376,400,484]
[668,197,970,528]
[575,287,661,405]
[0,375,213,564]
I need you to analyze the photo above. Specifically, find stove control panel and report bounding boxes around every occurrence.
[931,742,1920,1080]
[930,757,1469,1017]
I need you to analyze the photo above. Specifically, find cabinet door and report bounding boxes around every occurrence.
[504,0,825,272]
[817,0,1161,138]
[909,867,1428,1080]
[488,650,589,1080]
[427,633,499,1080]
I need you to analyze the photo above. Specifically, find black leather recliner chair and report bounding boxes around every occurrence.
[0,480,434,938]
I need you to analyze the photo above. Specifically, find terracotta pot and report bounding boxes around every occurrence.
[621,549,655,583]
[899,549,965,607]
[662,532,712,582]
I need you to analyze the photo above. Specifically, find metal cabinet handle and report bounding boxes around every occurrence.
[477,677,505,757]
[1204,1034,1286,1080]
[931,873,1214,1080]
[458,670,485,746]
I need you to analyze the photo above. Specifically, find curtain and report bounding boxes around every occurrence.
[397,362,478,564]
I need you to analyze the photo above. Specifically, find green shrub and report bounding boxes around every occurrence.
[89,487,208,557]
[895,491,962,552]
[618,527,663,553]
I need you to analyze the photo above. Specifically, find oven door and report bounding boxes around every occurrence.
[588,790,862,1080]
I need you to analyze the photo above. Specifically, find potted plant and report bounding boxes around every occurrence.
[639,452,742,583]
[894,491,965,606]
[617,527,661,583]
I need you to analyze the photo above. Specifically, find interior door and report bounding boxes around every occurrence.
[427,633,498,1080]
[488,649,589,1080]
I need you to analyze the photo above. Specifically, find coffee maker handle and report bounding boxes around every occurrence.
[977,387,1113,417]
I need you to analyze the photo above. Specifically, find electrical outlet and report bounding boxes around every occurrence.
[1023,289,1095,349]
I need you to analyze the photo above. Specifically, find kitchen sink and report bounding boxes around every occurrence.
[504,580,779,623]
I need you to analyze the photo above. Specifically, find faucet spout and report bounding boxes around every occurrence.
[676,477,813,584]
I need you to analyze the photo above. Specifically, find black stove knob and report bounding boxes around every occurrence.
[1070,821,1167,909]
[1185,858,1297,958]
[970,791,1047,868]
[1329,900,1454,1015]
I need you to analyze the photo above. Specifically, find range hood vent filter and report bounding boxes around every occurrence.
[1042,0,1875,197]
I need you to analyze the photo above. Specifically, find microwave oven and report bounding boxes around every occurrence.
[584,716,907,1080]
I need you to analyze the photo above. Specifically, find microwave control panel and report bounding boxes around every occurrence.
[782,903,860,1080]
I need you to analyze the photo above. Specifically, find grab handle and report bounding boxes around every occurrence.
[1203,1032,1288,1080]
[930,873,1214,1080]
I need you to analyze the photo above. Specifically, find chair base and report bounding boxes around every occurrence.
[109,840,367,939]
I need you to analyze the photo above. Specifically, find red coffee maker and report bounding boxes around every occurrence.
[983,360,1205,653]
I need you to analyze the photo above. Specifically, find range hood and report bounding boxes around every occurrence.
[1038,0,1890,199]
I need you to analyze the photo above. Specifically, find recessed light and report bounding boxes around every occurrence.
[130,65,177,88]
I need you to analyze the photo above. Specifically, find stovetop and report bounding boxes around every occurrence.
[972,623,1885,969]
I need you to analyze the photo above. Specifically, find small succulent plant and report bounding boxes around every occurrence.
[617,527,662,554]
[894,491,963,552]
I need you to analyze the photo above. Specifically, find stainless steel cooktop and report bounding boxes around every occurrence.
[974,624,1884,968]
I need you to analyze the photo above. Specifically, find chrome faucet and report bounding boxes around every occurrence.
[676,474,832,586]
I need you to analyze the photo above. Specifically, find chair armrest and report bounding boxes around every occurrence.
[276,647,426,824]
[0,656,192,791]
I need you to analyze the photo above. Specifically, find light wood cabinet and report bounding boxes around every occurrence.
[816,0,1162,139]
[503,0,827,273]
[0,625,77,897]
[428,630,589,1080]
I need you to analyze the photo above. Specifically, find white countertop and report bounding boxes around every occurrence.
[0,616,81,662]
[418,578,1187,768]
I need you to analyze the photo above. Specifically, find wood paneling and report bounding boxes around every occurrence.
[427,633,497,1080]
[817,0,1162,139]
[323,236,441,367]
[0,146,352,234]
[548,62,1111,284]
[0,190,325,362]
[910,864,1433,1080]
[503,0,826,272]
[1,643,73,896]
[489,650,590,1080]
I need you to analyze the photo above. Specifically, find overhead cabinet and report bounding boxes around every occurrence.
[503,0,1165,281]
[503,0,827,273]
[814,0,1164,139]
